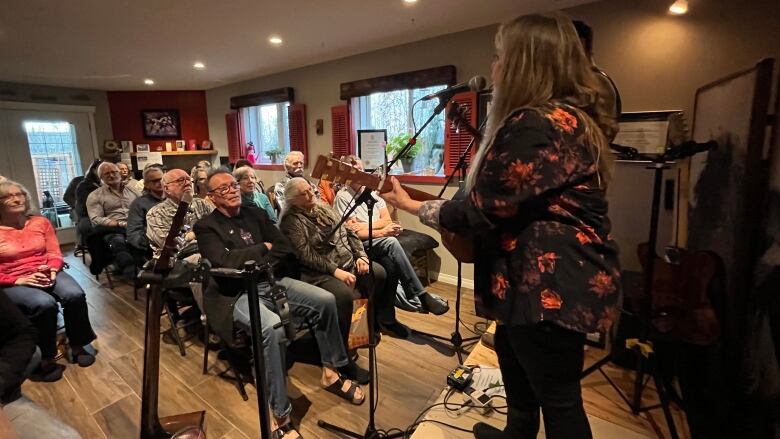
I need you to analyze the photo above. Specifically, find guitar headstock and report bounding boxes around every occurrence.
[310,155,381,190]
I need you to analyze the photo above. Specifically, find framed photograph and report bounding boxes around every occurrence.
[136,143,150,152]
[175,140,186,151]
[120,140,133,153]
[357,129,387,171]
[141,109,181,138]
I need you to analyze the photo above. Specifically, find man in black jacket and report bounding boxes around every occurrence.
[194,169,367,437]
[0,291,80,438]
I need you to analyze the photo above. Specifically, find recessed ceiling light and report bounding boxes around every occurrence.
[403,0,418,3]
[669,0,688,15]
[269,36,283,45]
[193,62,205,70]
[144,78,155,85]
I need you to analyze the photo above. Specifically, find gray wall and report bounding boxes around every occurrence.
[206,0,780,281]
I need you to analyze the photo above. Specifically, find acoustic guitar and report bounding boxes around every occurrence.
[139,192,207,439]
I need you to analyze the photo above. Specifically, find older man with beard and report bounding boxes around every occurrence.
[272,151,320,210]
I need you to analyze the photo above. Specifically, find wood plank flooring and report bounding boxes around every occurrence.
[21,251,690,438]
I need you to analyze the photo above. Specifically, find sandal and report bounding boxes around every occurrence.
[272,422,302,439]
[324,374,365,405]
[68,345,96,367]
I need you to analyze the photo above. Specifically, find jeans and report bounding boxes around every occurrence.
[3,271,97,360]
[302,275,359,345]
[365,237,425,300]
[494,323,592,439]
[232,277,350,418]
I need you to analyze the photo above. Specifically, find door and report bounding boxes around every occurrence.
[0,109,97,244]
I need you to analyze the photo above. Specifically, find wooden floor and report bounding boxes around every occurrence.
[22,251,690,438]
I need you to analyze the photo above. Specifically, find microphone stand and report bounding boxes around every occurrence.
[385,98,449,170]
[318,188,403,439]
[410,117,487,363]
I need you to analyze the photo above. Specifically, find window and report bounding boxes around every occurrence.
[24,121,82,228]
[351,85,447,176]
[240,102,290,164]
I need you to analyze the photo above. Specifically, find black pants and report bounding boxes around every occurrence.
[304,275,360,346]
[104,233,134,273]
[494,323,591,439]
[3,271,97,360]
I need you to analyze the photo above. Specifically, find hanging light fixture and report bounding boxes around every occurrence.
[669,0,689,15]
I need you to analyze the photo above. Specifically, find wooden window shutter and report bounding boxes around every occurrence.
[331,105,351,158]
[288,104,308,155]
[225,112,243,163]
[443,91,478,176]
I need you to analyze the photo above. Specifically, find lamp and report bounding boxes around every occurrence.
[669,0,688,15]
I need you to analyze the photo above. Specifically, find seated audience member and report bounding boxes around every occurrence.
[74,159,103,238]
[146,168,214,260]
[86,162,141,276]
[117,162,142,192]
[191,165,211,201]
[196,160,213,171]
[233,159,266,194]
[279,177,408,338]
[0,290,81,439]
[273,151,320,210]
[195,170,366,437]
[0,180,96,381]
[126,164,165,257]
[234,166,277,222]
[334,157,449,315]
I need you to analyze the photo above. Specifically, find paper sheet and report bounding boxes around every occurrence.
[472,366,505,399]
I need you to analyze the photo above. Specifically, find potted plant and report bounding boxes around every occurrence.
[385,133,422,173]
[265,148,283,164]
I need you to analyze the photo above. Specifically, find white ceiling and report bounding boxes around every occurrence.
[0,0,594,91]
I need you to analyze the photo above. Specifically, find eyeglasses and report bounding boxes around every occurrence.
[209,182,241,196]
[165,176,192,187]
[0,193,26,202]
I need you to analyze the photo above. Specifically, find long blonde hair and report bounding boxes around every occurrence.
[467,13,613,190]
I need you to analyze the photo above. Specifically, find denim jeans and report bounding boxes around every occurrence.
[2,271,97,359]
[365,237,424,300]
[232,277,350,418]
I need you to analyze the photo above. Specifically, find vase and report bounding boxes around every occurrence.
[401,157,415,173]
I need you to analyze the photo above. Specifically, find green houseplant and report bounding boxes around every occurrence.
[265,148,283,164]
[385,133,423,172]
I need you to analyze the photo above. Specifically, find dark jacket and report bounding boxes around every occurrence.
[75,176,101,220]
[0,291,37,404]
[126,193,163,252]
[194,206,298,342]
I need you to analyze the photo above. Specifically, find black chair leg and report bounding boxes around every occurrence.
[164,303,187,356]
[104,270,114,289]
[202,325,210,374]
[220,343,249,401]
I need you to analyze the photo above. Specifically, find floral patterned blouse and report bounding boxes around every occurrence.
[420,104,622,334]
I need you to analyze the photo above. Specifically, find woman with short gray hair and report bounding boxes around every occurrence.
[233,166,277,222]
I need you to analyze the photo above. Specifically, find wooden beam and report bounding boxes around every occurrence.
[230,87,294,109]
[340,65,456,100]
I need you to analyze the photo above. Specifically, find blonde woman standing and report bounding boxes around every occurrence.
[382,13,621,439]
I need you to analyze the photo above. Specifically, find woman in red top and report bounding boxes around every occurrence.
[0,180,96,381]
[383,13,621,439]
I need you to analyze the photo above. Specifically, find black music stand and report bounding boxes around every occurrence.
[318,188,403,439]
[582,141,715,439]
[208,261,273,439]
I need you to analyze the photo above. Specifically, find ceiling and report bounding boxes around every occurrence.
[0,0,594,91]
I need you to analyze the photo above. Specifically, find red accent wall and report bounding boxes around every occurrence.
[107,91,209,150]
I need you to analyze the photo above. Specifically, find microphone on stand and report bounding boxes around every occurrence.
[420,75,487,101]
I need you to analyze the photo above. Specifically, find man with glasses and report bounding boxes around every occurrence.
[146,168,213,259]
[272,151,320,210]
[86,162,141,277]
[195,169,368,437]
[126,164,165,257]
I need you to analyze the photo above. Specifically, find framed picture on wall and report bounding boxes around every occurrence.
[141,109,181,138]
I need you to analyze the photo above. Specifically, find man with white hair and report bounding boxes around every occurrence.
[86,162,141,276]
[146,168,214,259]
[272,151,320,210]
